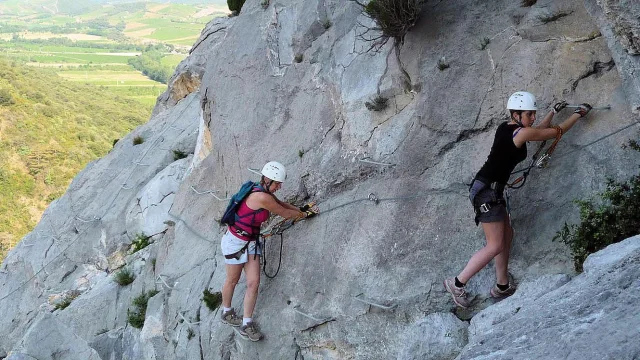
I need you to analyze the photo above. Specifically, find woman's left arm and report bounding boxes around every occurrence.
[535,101,567,129]
[536,111,554,129]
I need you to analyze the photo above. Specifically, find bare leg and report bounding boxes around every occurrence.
[222,263,243,308]
[494,219,513,285]
[457,220,507,284]
[242,254,261,319]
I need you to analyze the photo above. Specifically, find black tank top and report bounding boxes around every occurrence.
[476,122,527,184]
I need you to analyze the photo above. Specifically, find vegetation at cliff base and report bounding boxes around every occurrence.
[0,57,148,261]
[554,142,640,271]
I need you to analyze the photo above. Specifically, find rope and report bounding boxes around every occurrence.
[508,119,640,186]
[262,233,283,279]
[553,119,640,160]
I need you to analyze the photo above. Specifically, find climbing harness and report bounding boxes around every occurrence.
[468,177,507,225]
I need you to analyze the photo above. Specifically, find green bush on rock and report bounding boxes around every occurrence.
[554,142,640,271]
[227,0,246,13]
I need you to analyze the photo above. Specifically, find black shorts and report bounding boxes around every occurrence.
[469,180,508,224]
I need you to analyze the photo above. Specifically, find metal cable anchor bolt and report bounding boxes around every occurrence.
[368,193,380,205]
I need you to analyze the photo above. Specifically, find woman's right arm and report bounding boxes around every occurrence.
[513,104,591,147]
[250,193,304,219]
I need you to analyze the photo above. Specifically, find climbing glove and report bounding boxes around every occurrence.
[299,202,319,218]
[303,209,318,218]
[573,103,592,117]
[552,101,567,114]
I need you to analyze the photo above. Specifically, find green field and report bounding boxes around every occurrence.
[0,57,149,260]
[0,1,214,260]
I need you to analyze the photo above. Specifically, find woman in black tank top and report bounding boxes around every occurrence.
[443,91,592,308]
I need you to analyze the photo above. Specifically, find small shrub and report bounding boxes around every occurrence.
[227,0,246,13]
[365,95,389,112]
[298,149,305,158]
[323,20,332,29]
[202,289,222,311]
[151,258,157,272]
[0,88,15,106]
[538,10,571,24]
[173,149,188,161]
[623,139,640,151]
[127,290,160,329]
[55,298,73,310]
[131,233,151,253]
[479,37,490,50]
[553,146,640,271]
[363,0,423,46]
[261,0,269,9]
[114,268,135,286]
[294,53,304,63]
[521,0,537,6]
[133,136,144,145]
[437,57,449,71]
[187,328,195,340]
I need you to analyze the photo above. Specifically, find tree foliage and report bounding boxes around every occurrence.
[554,143,640,271]
[356,0,423,51]
[128,45,175,84]
[227,0,246,13]
[0,57,147,262]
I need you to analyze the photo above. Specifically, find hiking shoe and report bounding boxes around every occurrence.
[444,278,470,308]
[221,309,242,327]
[490,283,517,299]
[239,322,263,342]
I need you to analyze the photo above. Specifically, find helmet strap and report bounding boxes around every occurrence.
[260,176,274,194]
[511,111,524,127]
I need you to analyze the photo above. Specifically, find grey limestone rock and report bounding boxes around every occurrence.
[1,0,640,359]
[9,313,101,360]
[457,235,640,360]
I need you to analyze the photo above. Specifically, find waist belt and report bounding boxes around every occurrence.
[474,176,505,194]
[224,237,261,260]
[470,177,506,225]
[477,198,505,213]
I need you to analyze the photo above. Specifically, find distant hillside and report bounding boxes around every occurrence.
[0,56,148,260]
[0,0,228,16]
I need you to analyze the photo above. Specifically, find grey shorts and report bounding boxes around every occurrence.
[469,180,508,224]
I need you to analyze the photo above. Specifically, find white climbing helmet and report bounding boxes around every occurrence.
[507,91,537,111]
[261,161,286,182]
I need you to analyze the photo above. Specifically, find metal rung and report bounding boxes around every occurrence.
[189,186,228,201]
[354,293,396,310]
[566,105,611,110]
[156,275,175,289]
[292,305,331,322]
[178,311,200,325]
[247,168,262,176]
[359,158,395,166]
[75,216,100,223]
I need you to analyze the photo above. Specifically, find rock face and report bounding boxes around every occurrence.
[458,235,640,360]
[586,0,640,116]
[0,0,639,359]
